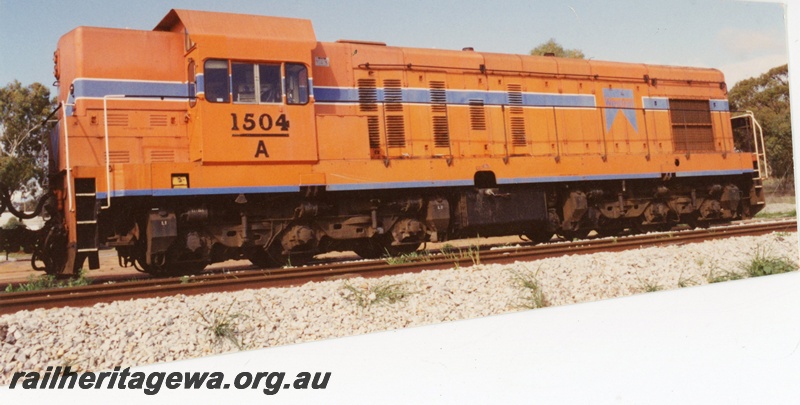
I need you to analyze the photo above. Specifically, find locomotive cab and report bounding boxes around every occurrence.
[157,10,321,165]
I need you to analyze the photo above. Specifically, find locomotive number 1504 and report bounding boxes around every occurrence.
[231,113,290,134]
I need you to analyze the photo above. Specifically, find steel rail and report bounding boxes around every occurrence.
[0,219,795,315]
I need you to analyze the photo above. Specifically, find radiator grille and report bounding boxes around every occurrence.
[670,99,714,152]
[106,150,130,164]
[469,99,486,131]
[106,113,129,127]
[507,84,523,111]
[507,84,526,146]
[383,79,403,112]
[432,116,450,148]
[510,117,527,147]
[429,81,447,113]
[430,81,450,148]
[385,115,406,148]
[358,78,378,112]
[367,116,381,149]
[149,114,168,127]
[149,150,175,163]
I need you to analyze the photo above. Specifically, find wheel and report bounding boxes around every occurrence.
[248,249,279,268]
[383,242,421,257]
[595,227,624,238]
[248,242,312,268]
[558,228,590,241]
[352,238,385,259]
[524,228,553,244]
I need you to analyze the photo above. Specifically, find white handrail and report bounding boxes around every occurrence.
[61,101,74,213]
[731,111,768,179]
[102,95,126,209]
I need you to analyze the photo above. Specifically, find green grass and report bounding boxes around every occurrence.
[755,209,796,218]
[3,269,91,293]
[706,268,745,284]
[341,279,414,308]
[197,300,247,350]
[677,272,697,288]
[637,276,664,292]
[741,246,798,277]
[439,243,481,267]
[384,250,431,265]
[508,268,549,309]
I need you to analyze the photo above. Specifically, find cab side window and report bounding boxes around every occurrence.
[204,60,230,103]
[232,63,282,104]
[285,64,309,105]
[259,64,282,103]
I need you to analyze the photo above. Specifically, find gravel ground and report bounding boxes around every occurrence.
[760,202,796,214]
[1,231,797,385]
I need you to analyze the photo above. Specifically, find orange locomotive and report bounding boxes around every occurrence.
[39,9,766,275]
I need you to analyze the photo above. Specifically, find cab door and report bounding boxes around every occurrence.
[199,59,317,163]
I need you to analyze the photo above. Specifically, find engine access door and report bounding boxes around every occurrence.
[199,60,317,163]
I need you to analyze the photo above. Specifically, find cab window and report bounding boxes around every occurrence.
[204,60,230,103]
[232,62,282,104]
[285,64,309,105]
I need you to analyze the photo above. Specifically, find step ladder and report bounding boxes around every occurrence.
[74,178,100,269]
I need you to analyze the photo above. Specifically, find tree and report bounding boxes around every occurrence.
[530,38,585,59]
[0,81,56,193]
[728,64,792,192]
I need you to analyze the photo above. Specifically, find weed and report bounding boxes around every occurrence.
[637,276,664,292]
[180,275,191,284]
[677,272,697,288]
[706,268,744,284]
[755,209,796,219]
[508,268,549,309]
[341,279,414,308]
[465,244,481,265]
[438,242,483,267]
[3,269,91,293]
[694,257,705,268]
[197,300,247,350]
[384,250,430,265]
[741,246,798,277]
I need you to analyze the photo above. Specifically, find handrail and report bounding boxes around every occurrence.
[102,95,126,209]
[61,101,74,213]
[731,111,768,179]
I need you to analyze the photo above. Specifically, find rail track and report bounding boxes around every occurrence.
[0,219,795,315]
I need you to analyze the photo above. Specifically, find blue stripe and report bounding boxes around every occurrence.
[72,79,190,99]
[642,97,670,110]
[315,87,359,102]
[97,185,301,199]
[94,169,754,199]
[643,97,729,112]
[675,169,752,178]
[404,88,430,103]
[709,99,729,112]
[196,74,205,94]
[326,180,474,191]
[314,86,596,108]
[498,172,662,184]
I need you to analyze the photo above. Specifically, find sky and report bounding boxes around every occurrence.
[0,0,789,92]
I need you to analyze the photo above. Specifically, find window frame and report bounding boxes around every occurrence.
[202,59,311,106]
[284,63,310,105]
[203,59,231,104]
